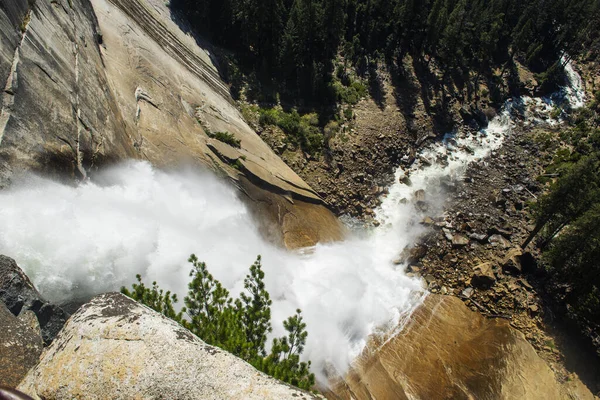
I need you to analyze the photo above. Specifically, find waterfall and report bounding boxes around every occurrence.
[0,61,585,385]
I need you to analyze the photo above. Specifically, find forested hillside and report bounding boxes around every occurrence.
[170,0,599,103]
[526,95,600,354]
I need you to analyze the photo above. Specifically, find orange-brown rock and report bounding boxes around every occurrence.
[326,295,593,400]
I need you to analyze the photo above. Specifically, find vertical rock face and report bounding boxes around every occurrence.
[0,255,69,344]
[0,0,344,248]
[326,295,594,400]
[0,0,135,183]
[17,292,320,400]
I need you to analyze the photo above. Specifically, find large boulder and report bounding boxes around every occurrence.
[471,262,496,289]
[502,248,524,275]
[0,255,69,344]
[0,303,43,388]
[18,293,319,400]
[326,295,593,400]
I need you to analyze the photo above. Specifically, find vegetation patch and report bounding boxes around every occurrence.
[258,108,323,156]
[122,255,315,390]
[525,106,600,347]
[207,131,241,148]
[20,10,31,33]
[331,79,368,105]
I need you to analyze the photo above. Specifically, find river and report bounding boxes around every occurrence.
[0,62,585,384]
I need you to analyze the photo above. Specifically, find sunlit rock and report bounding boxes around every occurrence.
[18,293,319,400]
[325,295,593,400]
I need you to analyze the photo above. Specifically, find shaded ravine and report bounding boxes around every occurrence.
[0,63,585,387]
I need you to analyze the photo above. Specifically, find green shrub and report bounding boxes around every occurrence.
[232,158,244,170]
[277,109,303,136]
[20,11,30,33]
[332,79,368,105]
[122,255,315,391]
[258,108,279,126]
[240,103,260,126]
[207,131,241,148]
[351,81,368,97]
[550,107,562,120]
[121,276,184,322]
[343,106,353,120]
[257,107,323,155]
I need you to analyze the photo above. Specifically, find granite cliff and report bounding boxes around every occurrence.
[0,0,344,248]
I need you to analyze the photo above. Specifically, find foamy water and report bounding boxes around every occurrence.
[0,61,585,385]
[0,163,424,383]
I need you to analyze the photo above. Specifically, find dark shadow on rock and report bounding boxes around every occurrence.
[542,308,600,395]
[367,63,386,110]
[0,255,69,345]
[390,61,421,141]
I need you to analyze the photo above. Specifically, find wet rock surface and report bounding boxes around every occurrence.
[327,295,594,400]
[0,0,344,249]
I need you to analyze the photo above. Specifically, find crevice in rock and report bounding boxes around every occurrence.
[34,61,59,84]
[134,86,160,124]
[0,48,19,146]
[0,5,33,146]
[67,2,87,180]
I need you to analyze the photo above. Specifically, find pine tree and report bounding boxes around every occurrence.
[237,255,272,360]
[122,255,315,391]
[262,309,314,390]
[121,275,184,322]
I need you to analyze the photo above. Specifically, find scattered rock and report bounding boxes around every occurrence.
[416,201,429,212]
[519,278,534,291]
[406,265,421,274]
[489,234,511,249]
[472,262,496,289]
[488,226,512,238]
[502,248,524,275]
[420,216,435,226]
[443,228,454,241]
[462,287,474,298]
[413,189,426,202]
[528,304,539,314]
[451,234,470,248]
[397,245,428,265]
[399,173,412,186]
[469,232,488,243]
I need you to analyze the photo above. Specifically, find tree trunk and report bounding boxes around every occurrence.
[521,221,545,249]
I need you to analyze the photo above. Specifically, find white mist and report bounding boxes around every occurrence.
[0,161,425,383]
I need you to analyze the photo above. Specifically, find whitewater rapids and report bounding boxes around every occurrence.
[0,161,425,383]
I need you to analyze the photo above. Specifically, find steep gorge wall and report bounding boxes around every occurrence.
[0,0,135,181]
[0,0,344,248]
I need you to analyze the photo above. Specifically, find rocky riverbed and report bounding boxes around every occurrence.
[396,123,600,393]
